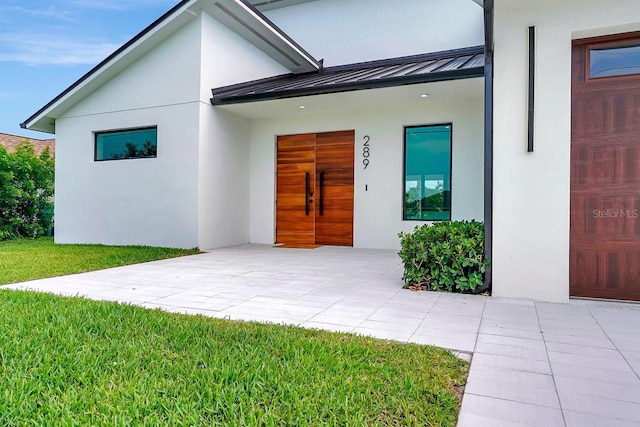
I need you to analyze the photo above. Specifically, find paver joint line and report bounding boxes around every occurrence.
[534,301,567,427]
[3,244,640,426]
[587,303,640,383]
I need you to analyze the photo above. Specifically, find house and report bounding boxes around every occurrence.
[0,132,55,157]
[21,0,640,303]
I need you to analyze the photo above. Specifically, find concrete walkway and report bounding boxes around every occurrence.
[3,245,640,426]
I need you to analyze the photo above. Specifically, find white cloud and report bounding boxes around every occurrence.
[0,33,120,66]
[66,0,177,11]
[0,1,177,66]
[8,6,76,21]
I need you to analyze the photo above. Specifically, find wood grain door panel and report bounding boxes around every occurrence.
[276,134,315,246]
[571,247,640,299]
[315,131,354,246]
[571,36,640,300]
[275,131,354,247]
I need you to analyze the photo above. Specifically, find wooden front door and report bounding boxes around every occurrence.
[570,33,640,300]
[276,131,354,247]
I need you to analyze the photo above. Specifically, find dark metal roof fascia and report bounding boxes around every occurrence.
[238,0,322,70]
[320,45,483,73]
[21,0,321,131]
[21,0,193,130]
[211,46,484,105]
[211,66,484,105]
[210,45,485,102]
[211,70,309,97]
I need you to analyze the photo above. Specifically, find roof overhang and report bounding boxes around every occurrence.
[248,0,318,11]
[217,77,484,120]
[206,0,320,73]
[21,0,320,134]
[211,46,485,106]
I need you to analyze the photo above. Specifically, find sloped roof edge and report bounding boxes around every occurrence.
[0,132,55,157]
[211,45,485,105]
[21,0,321,134]
[20,0,193,134]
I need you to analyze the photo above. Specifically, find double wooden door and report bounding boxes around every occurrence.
[276,130,354,247]
[570,34,640,300]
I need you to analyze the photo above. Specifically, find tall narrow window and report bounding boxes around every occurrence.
[403,124,452,221]
[95,127,157,161]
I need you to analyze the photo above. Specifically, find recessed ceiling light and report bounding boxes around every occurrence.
[299,105,306,109]
[420,94,429,98]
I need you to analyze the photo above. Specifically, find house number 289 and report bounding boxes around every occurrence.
[362,135,370,169]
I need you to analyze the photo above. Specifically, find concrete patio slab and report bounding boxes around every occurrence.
[2,244,640,426]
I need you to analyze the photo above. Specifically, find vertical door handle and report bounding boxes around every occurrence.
[319,171,324,216]
[305,172,309,216]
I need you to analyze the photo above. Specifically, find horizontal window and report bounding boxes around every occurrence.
[403,124,452,221]
[95,127,157,161]
[589,42,640,79]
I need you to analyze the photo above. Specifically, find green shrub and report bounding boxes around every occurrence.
[398,220,489,293]
[0,141,54,240]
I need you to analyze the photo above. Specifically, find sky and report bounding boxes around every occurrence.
[0,0,178,139]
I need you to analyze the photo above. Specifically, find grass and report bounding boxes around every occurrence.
[0,237,199,285]
[0,291,469,426]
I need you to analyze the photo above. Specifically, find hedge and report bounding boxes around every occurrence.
[0,141,54,240]
[398,220,489,294]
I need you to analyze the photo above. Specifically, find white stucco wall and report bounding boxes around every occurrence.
[55,104,201,248]
[198,12,289,103]
[492,0,640,302]
[61,18,202,118]
[54,18,203,248]
[198,106,251,250]
[198,12,291,249]
[245,79,484,249]
[53,10,290,249]
[264,0,484,66]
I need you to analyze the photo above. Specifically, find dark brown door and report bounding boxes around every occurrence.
[571,34,640,301]
[276,131,354,246]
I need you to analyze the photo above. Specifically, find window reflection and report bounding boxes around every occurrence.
[590,43,640,78]
[403,124,452,221]
[95,127,157,161]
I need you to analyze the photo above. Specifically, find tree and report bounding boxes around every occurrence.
[0,141,54,239]
[124,142,139,158]
[140,140,156,157]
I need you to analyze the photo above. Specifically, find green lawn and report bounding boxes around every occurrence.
[0,238,469,424]
[0,291,469,425]
[0,238,199,285]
